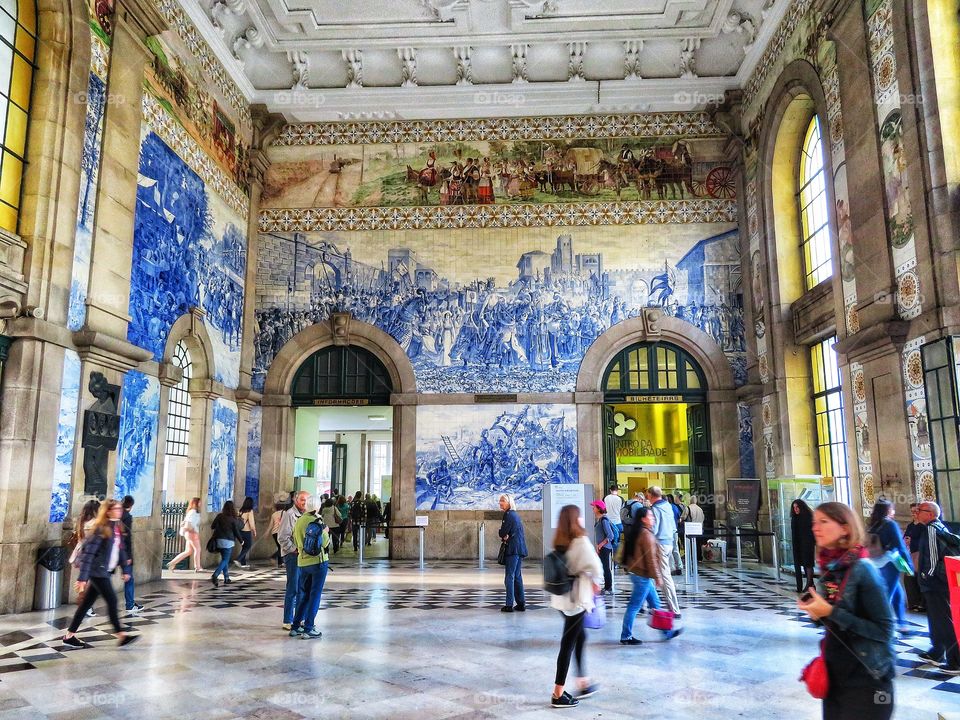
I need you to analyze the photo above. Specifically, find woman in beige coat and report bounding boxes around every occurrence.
[549,504,603,709]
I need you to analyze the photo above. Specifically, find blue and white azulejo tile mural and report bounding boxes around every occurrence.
[208,398,238,513]
[244,405,261,505]
[115,370,160,517]
[416,403,578,510]
[128,131,247,388]
[67,72,107,332]
[49,350,82,522]
[254,225,745,394]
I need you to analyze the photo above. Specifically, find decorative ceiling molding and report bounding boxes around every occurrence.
[741,0,814,112]
[258,199,739,232]
[165,0,794,121]
[270,111,724,146]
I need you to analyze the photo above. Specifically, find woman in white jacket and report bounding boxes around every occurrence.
[549,504,603,709]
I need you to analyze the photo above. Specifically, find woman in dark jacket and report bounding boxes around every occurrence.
[210,500,243,588]
[61,499,139,648]
[867,499,913,633]
[498,493,527,612]
[799,502,895,720]
[791,499,816,593]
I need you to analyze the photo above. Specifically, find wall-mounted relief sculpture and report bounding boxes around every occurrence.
[82,372,121,498]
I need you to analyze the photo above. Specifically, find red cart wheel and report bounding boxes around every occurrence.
[705,166,736,199]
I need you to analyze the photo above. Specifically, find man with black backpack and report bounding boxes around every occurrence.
[916,502,960,673]
[289,496,331,640]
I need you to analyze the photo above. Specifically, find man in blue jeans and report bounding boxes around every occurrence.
[620,506,681,644]
[121,496,143,615]
[289,496,330,639]
[278,491,308,631]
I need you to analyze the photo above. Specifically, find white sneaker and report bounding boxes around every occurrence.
[232,561,243,568]
[126,604,143,616]
[85,608,96,618]
[241,564,251,569]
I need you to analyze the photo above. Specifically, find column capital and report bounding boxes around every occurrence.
[72,329,153,373]
[158,361,183,388]
[188,377,228,401]
[234,387,262,411]
[833,321,910,364]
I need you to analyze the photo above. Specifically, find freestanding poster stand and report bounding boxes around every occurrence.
[541,483,596,556]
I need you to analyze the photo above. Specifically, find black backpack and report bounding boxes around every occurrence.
[621,500,640,526]
[543,549,573,595]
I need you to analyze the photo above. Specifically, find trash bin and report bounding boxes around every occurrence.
[34,546,66,611]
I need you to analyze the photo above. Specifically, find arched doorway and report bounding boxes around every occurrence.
[260,318,418,560]
[600,340,714,524]
[290,345,395,558]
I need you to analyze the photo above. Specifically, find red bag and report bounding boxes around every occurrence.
[800,640,829,699]
[649,609,674,631]
[799,567,853,699]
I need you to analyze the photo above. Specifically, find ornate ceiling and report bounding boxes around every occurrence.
[187,0,789,120]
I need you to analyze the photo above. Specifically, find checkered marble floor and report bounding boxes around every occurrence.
[0,559,951,718]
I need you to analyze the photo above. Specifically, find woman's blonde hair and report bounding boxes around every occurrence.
[814,501,864,549]
[498,494,516,511]
[91,498,123,539]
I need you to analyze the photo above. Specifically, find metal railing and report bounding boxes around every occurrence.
[478,522,485,569]
[161,502,188,568]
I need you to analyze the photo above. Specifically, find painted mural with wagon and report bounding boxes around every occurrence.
[262,135,735,209]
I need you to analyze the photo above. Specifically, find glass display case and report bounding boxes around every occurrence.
[768,475,835,569]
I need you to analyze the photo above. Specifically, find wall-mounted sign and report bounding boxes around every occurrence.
[312,398,370,406]
[475,394,519,403]
[415,515,429,526]
[625,395,684,403]
[685,522,703,536]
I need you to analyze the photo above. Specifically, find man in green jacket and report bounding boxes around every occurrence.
[289,496,330,639]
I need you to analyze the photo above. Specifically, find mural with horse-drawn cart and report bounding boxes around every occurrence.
[262,135,735,209]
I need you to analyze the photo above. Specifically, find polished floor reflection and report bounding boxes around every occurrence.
[0,557,950,719]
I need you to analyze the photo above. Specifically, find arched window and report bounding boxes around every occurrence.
[0,0,36,233]
[603,341,705,397]
[165,341,193,456]
[799,116,832,289]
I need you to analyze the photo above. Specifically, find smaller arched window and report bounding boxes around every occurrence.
[603,342,705,397]
[798,115,832,290]
[0,0,36,233]
[165,341,193,456]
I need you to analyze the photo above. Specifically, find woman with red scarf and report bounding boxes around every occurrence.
[798,502,895,719]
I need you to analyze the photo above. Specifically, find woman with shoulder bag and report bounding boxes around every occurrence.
[61,499,139,649]
[236,497,258,569]
[210,501,243,588]
[549,505,603,709]
[620,506,682,644]
[497,493,528,612]
[867,499,913,634]
[798,502,896,720]
[167,497,203,572]
[68,500,101,618]
[320,498,342,554]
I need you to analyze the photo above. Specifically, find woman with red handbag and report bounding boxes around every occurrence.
[798,502,895,719]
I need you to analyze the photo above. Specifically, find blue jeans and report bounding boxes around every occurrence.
[291,561,328,632]
[878,561,906,626]
[213,540,234,580]
[238,530,253,565]
[283,553,300,624]
[621,573,661,640]
[123,571,135,610]
[504,555,525,607]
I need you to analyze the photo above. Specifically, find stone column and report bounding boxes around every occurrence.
[389,398,417,560]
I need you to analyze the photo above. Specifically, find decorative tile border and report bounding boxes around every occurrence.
[152,0,250,127]
[742,0,815,113]
[272,112,724,146]
[91,33,109,81]
[258,198,737,232]
[143,93,250,218]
